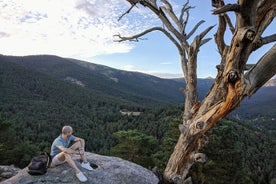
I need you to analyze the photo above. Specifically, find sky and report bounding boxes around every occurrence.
[0,0,275,78]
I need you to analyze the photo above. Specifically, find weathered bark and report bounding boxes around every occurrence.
[245,44,276,95]
[163,44,276,183]
[164,0,276,183]
[117,0,276,183]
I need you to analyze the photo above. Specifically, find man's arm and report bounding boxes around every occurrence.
[57,145,78,155]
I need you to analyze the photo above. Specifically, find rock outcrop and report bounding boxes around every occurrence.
[0,165,21,182]
[2,152,159,184]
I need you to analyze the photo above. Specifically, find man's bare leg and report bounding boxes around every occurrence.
[69,141,93,171]
[55,152,81,174]
[70,141,88,163]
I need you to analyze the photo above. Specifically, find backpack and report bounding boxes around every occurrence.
[27,152,52,175]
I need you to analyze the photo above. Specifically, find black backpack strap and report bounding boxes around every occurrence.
[44,152,52,168]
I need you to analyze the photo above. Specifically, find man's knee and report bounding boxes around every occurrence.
[76,141,82,147]
[51,153,66,167]
[72,140,83,149]
[64,152,72,160]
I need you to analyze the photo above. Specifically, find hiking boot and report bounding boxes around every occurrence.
[76,172,87,182]
[81,162,93,171]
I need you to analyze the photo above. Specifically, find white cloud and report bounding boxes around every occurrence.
[0,32,10,38]
[122,64,135,71]
[0,0,157,58]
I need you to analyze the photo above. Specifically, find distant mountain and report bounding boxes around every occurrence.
[0,54,275,120]
[231,85,276,130]
[0,54,185,106]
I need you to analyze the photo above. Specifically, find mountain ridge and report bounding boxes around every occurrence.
[1,53,275,120]
[0,54,185,105]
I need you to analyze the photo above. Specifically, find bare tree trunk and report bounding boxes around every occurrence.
[117,0,276,183]
[164,45,276,183]
[164,0,276,182]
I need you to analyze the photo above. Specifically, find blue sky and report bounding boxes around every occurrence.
[0,0,275,78]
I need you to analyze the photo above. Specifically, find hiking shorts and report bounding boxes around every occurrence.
[51,155,66,167]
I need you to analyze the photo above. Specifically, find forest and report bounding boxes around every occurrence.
[1,106,275,183]
[0,57,275,183]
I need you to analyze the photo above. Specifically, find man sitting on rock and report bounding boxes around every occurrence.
[50,125,93,182]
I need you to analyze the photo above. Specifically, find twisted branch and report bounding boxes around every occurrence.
[114,27,182,53]
[179,1,194,34]
[186,20,205,40]
[224,14,235,34]
[212,3,240,14]
[245,44,276,96]
[262,34,276,45]
[118,4,137,21]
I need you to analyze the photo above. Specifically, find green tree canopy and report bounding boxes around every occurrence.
[110,129,158,168]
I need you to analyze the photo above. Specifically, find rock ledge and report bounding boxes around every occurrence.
[2,152,159,184]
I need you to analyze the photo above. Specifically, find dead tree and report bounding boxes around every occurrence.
[116,0,276,183]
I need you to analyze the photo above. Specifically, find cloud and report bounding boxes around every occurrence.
[75,0,97,16]
[0,32,10,38]
[122,64,135,71]
[0,0,157,58]
[20,12,47,23]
